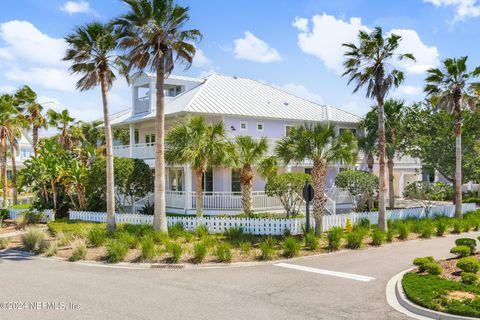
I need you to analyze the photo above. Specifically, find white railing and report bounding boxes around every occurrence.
[113,143,156,159]
[69,211,303,235]
[7,208,54,223]
[134,97,150,114]
[0,197,34,208]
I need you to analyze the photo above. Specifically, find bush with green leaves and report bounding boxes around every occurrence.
[265,172,311,216]
[418,221,435,239]
[168,223,184,239]
[403,182,448,217]
[327,227,343,251]
[15,213,27,230]
[0,208,9,220]
[370,229,385,246]
[225,227,244,245]
[167,242,183,263]
[260,237,276,260]
[461,272,478,285]
[451,220,463,234]
[21,227,47,253]
[69,238,87,261]
[346,230,365,249]
[413,256,435,272]
[140,236,156,261]
[239,241,251,257]
[0,237,11,249]
[106,240,129,263]
[334,170,378,212]
[151,231,169,244]
[283,236,301,257]
[215,243,232,262]
[87,228,107,247]
[456,238,476,254]
[116,231,139,249]
[23,211,44,224]
[45,241,58,257]
[435,219,448,236]
[138,201,154,215]
[386,228,396,242]
[397,223,410,240]
[450,245,472,258]
[193,242,208,263]
[456,257,480,274]
[355,218,371,230]
[424,262,442,275]
[195,225,209,239]
[304,231,319,250]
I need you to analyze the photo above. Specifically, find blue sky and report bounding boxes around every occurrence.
[1,0,480,130]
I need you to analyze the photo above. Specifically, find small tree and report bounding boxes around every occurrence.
[265,173,311,217]
[403,181,447,217]
[335,170,379,212]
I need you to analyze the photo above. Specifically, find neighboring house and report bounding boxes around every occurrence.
[5,129,34,180]
[110,73,422,214]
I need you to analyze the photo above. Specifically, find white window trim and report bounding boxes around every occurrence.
[230,168,242,193]
[239,121,248,131]
[256,122,264,132]
[284,124,295,136]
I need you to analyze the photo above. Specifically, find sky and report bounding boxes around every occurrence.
[1,0,480,132]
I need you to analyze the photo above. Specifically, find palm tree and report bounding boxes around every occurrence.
[342,26,415,231]
[234,136,269,215]
[114,0,202,231]
[424,56,480,218]
[64,22,123,230]
[47,109,75,149]
[15,86,47,157]
[276,123,358,235]
[165,116,236,217]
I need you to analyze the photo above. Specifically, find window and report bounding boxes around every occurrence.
[21,147,32,158]
[145,134,155,145]
[256,122,264,131]
[231,169,241,193]
[169,168,183,191]
[285,125,295,136]
[240,121,248,131]
[202,169,213,193]
[304,168,312,175]
[134,129,139,144]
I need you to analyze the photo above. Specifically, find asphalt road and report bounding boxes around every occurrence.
[1,232,478,320]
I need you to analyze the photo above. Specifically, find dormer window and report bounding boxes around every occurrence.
[240,121,248,131]
[257,122,264,131]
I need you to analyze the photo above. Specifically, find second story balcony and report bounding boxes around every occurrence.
[113,143,155,159]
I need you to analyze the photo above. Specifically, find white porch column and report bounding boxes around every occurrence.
[129,123,135,158]
[399,172,405,198]
[184,164,192,212]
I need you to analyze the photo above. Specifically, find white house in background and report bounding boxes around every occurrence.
[6,130,34,180]
[110,73,423,214]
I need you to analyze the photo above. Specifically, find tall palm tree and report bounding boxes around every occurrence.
[165,116,236,217]
[234,136,269,216]
[424,56,480,218]
[15,85,47,157]
[114,0,202,231]
[342,26,415,231]
[276,123,358,235]
[64,22,123,230]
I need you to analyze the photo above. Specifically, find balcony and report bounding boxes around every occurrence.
[113,143,155,159]
[134,96,150,115]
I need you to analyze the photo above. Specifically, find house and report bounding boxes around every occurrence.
[110,73,423,214]
[5,130,34,179]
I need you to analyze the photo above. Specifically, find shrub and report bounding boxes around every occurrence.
[0,237,11,249]
[195,225,209,239]
[240,241,251,257]
[305,231,319,250]
[56,231,72,246]
[116,231,139,249]
[138,201,154,215]
[451,220,462,234]
[461,272,478,285]
[47,219,95,237]
[151,231,169,244]
[140,236,156,261]
[87,228,107,247]
[424,262,442,275]
[386,228,396,242]
[327,227,343,251]
[413,256,435,272]
[0,208,9,220]
[45,241,58,257]
[15,213,27,230]
[167,242,183,263]
[283,236,301,257]
[435,219,448,236]
[355,218,371,230]
[69,238,87,261]
[456,238,476,253]
[260,237,276,260]
[168,223,184,239]
[345,219,353,233]
[21,227,46,253]
[450,245,472,258]
[346,230,365,249]
[418,221,435,239]
[397,223,410,240]
[106,240,129,263]
[371,229,385,246]
[23,211,44,224]
[215,243,232,262]
[122,224,153,238]
[193,242,208,263]
[265,172,312,216]
[457,257,480,274]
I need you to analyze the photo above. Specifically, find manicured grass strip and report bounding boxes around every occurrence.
[402,272,480,318]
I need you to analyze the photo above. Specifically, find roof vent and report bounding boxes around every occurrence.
[284,102,289,106]
[233,76,238,79]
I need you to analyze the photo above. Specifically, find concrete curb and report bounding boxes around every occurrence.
[386,268,478,320]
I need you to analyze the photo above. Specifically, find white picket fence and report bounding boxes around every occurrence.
[69,211,303,235]
[6,208,55,223]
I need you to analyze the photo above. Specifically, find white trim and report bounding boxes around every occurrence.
[274,263,375,282]
[229,168,242,193]
[256,122,264,132]
[239,121,248,131]
[284,124,295,136]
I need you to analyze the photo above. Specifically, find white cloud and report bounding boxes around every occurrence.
[392,85,424,98]
[0,84,16,93]
[276,83,324,104]
[60,1,94,14]
[294,14,439,75]
[197,69,216,78]
[193,49,212,68]
[5,67,77,92]
[292,17,309,32]
[233,31,282,63]
[424,0,480,22]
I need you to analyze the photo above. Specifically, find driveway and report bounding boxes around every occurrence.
[0,232,477,320]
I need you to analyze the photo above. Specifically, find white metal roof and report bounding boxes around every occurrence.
[111,73,361,125]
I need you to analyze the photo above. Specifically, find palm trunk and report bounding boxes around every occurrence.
[32,125,39,157]
[0,141,6,207]
[153,64,168,232]
[8,139,17,205]
[312,157,327,236]
[51,181,58,212]
[367,152,374,210]
[453,90,463,218]
[100,71,116,231]
[387,156,395,209]
[376,96,388,231]
[241,165,253,216]
[76,186,86,210]
[194,169,203,217]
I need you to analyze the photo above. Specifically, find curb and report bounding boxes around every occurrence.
[386,268,478,320]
